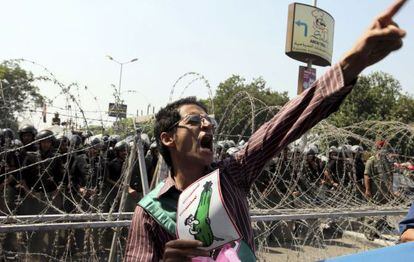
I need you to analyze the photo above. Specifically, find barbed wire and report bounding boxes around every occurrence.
[1,61,413,261]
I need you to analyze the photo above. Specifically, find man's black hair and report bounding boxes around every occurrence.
[154,97,208,169]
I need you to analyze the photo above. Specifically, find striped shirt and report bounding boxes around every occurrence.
[124,63,354,261]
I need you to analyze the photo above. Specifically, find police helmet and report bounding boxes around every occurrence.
[150,141,157,150]
[351,145,364,153]
[2,128,15,140]
[226,147,240,156]
[85,136,102,148]
[215,143,223,151]
[124,135,134,144]
[227,140,236,148]
[18,124,38,137]
[217,141,225,148]
[70,134,82,148]
[36,129,55,143]
[308,144,319,154]
[304,147,317,156]
[114,141,129,152]
[109,135,121,144]
[56,134,69,145]
[328,146,338,154]
[82,130,94,139]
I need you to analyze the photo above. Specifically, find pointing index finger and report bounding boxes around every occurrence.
[379,0,408,22]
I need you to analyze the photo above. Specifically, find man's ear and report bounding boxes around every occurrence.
[160,131,175,148]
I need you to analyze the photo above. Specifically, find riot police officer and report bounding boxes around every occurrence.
[0,128,15,150]
[77,136,106,210]
[19,129,64,255]
[18,124,38,152]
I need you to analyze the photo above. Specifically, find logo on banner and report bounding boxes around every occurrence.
[176,169,241,250]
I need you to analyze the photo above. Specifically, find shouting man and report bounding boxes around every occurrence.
[125,0,408,261]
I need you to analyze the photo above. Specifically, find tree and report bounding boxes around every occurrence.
[0,61,46,130]
[206,75,289,138]
[391,93,414,123]
[104,117,155,138]
[87,124,106,136]
[328,71,414,127]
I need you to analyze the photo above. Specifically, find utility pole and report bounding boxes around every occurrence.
[106,56,139,129]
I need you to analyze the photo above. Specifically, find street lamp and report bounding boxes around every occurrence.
[106,55,139,102]
[106,56,140,262]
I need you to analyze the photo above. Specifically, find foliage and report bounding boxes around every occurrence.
[87,125,106,136]
[391,93,414,123]
[103,117,154,138]
[328,71,414,127]
[204,75,289,137]
[0,61,46,130]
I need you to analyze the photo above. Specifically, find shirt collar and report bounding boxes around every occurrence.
[156,163,217,199]
[156,174,178,199]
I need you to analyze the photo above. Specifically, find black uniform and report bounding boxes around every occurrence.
[22,149,63,193]
[353,157,366,186]
[107,157,124,184]
[327,157,353,187]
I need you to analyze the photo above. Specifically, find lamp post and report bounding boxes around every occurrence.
[106,56,138,262]
[106,55,139,105]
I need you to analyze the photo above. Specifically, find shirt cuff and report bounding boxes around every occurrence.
[317,63,356,99]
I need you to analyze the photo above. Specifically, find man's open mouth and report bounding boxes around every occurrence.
[199,134,213,151]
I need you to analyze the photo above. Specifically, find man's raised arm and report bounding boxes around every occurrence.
[225,0,408,190]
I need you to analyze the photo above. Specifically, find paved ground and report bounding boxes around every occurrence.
[259,231,397,262]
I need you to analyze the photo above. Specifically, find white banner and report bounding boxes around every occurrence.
[176,169,241,251]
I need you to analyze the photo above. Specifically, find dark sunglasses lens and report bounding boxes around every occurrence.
[185,114,217,127]
[187,115,202,125]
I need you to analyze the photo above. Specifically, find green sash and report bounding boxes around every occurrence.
[138,181,256,261]
[138,182,179,234]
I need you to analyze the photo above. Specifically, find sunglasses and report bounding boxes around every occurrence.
[168,114,217,130]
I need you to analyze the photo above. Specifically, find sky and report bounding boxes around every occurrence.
[1,0,413,128]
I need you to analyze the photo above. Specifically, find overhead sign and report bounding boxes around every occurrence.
[297,66,316,94]
[108,103,127,118]
[285,3,335,66]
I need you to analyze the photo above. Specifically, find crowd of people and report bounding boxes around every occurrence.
[0,0,410,260]
[5,127,414,260]
[218,137,414,242]
[0,125,158,259]
[1,122,413,259]
[218,138,414,204]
